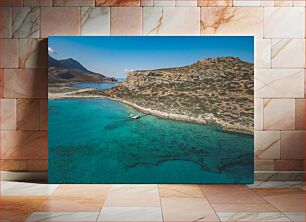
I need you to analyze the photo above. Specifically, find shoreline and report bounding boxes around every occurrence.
[108,97,253,136]
[49,92,253,135]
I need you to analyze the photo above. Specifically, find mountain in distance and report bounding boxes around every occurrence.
[48,55,116,84]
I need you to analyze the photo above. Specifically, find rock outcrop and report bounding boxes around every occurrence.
[104,56,254,132]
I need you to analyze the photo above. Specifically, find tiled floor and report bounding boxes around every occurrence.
[0,181,305,222]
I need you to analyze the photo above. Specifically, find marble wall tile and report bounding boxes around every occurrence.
[0,99,16,131]
[255,39,271,68]
[0,0,22,6]
[81,7,110,36]
[0,160,27,171]
[263,99,295,130]
[254,171,304,181]
[264,7,305,38]
[27,160,48,171]
[260,0,274,6]
[110,7,142,35]
[17,99,40,130]
[176,0,197,6]
[293,0,305,6]
[19,39,48,68]
[275,160,304,171]
[3,69,48,99]
[254,99,263,130]
[0,39,18,68]
[53,0,95,6]
[295,99,305,130]
[280,131,304,159]
[96,0,140,6]
[40,99,48,130]
[274,0,293,6]
[141,0,154,6]
[248,181,304,188]
[41,7,80,38]
[0,196,47,221]
[0,1,303,176]
[233,0,261,6]
[23,0,52,6]
[198,0,232,6]
[254,160,274,171]
[143,7,200,35]
[154,0,176,6]
[0,69,3,98]
[255,69,304,98]
[304,70,306,98]
[200,7,263,38]
[0,7,11,38]
[12,7,39,38]
[272,39,305,68]
[254,131,280,160]
[0,131,48,159]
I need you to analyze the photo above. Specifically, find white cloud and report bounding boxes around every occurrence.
[48,47,55,53]
[124,69,134,72]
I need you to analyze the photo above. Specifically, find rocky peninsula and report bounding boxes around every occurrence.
[55,56,254,134]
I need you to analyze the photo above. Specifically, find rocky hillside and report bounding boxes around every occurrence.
[48,56,116,84]
[104,56,254,132]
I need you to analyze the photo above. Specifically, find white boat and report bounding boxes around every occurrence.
[131,115,140,119]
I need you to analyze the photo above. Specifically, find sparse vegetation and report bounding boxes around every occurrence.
[103,56,254,132]
[55,57,254,133]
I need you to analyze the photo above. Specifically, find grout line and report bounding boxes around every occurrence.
[157,184,165,222]
[96,185,112,221]
[38,6,41,39]
[261,98,265,130]
[198,184,223,221]
[38,98,41,130]
[254,191,294,221]
[0,129,48,132]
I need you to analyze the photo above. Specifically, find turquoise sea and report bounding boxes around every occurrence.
[71,78,125,90]
[48,97,254,184]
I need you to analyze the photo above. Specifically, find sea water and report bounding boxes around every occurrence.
[48,98,254,184]
[71,78,125,90]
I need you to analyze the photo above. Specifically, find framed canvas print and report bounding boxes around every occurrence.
[48,36,254,184]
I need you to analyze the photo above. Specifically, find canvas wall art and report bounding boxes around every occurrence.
[48,36,254,184]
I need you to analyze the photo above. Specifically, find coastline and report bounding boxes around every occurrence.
[49,91,253,135]
[107,97,253,136]
[48,88,101,99]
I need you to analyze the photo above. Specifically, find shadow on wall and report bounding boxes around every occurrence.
[1,39,49,180]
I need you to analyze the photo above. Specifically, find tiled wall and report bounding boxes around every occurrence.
[0,0,305,180]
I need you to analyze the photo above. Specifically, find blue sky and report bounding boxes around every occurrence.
[48,36,254,78]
